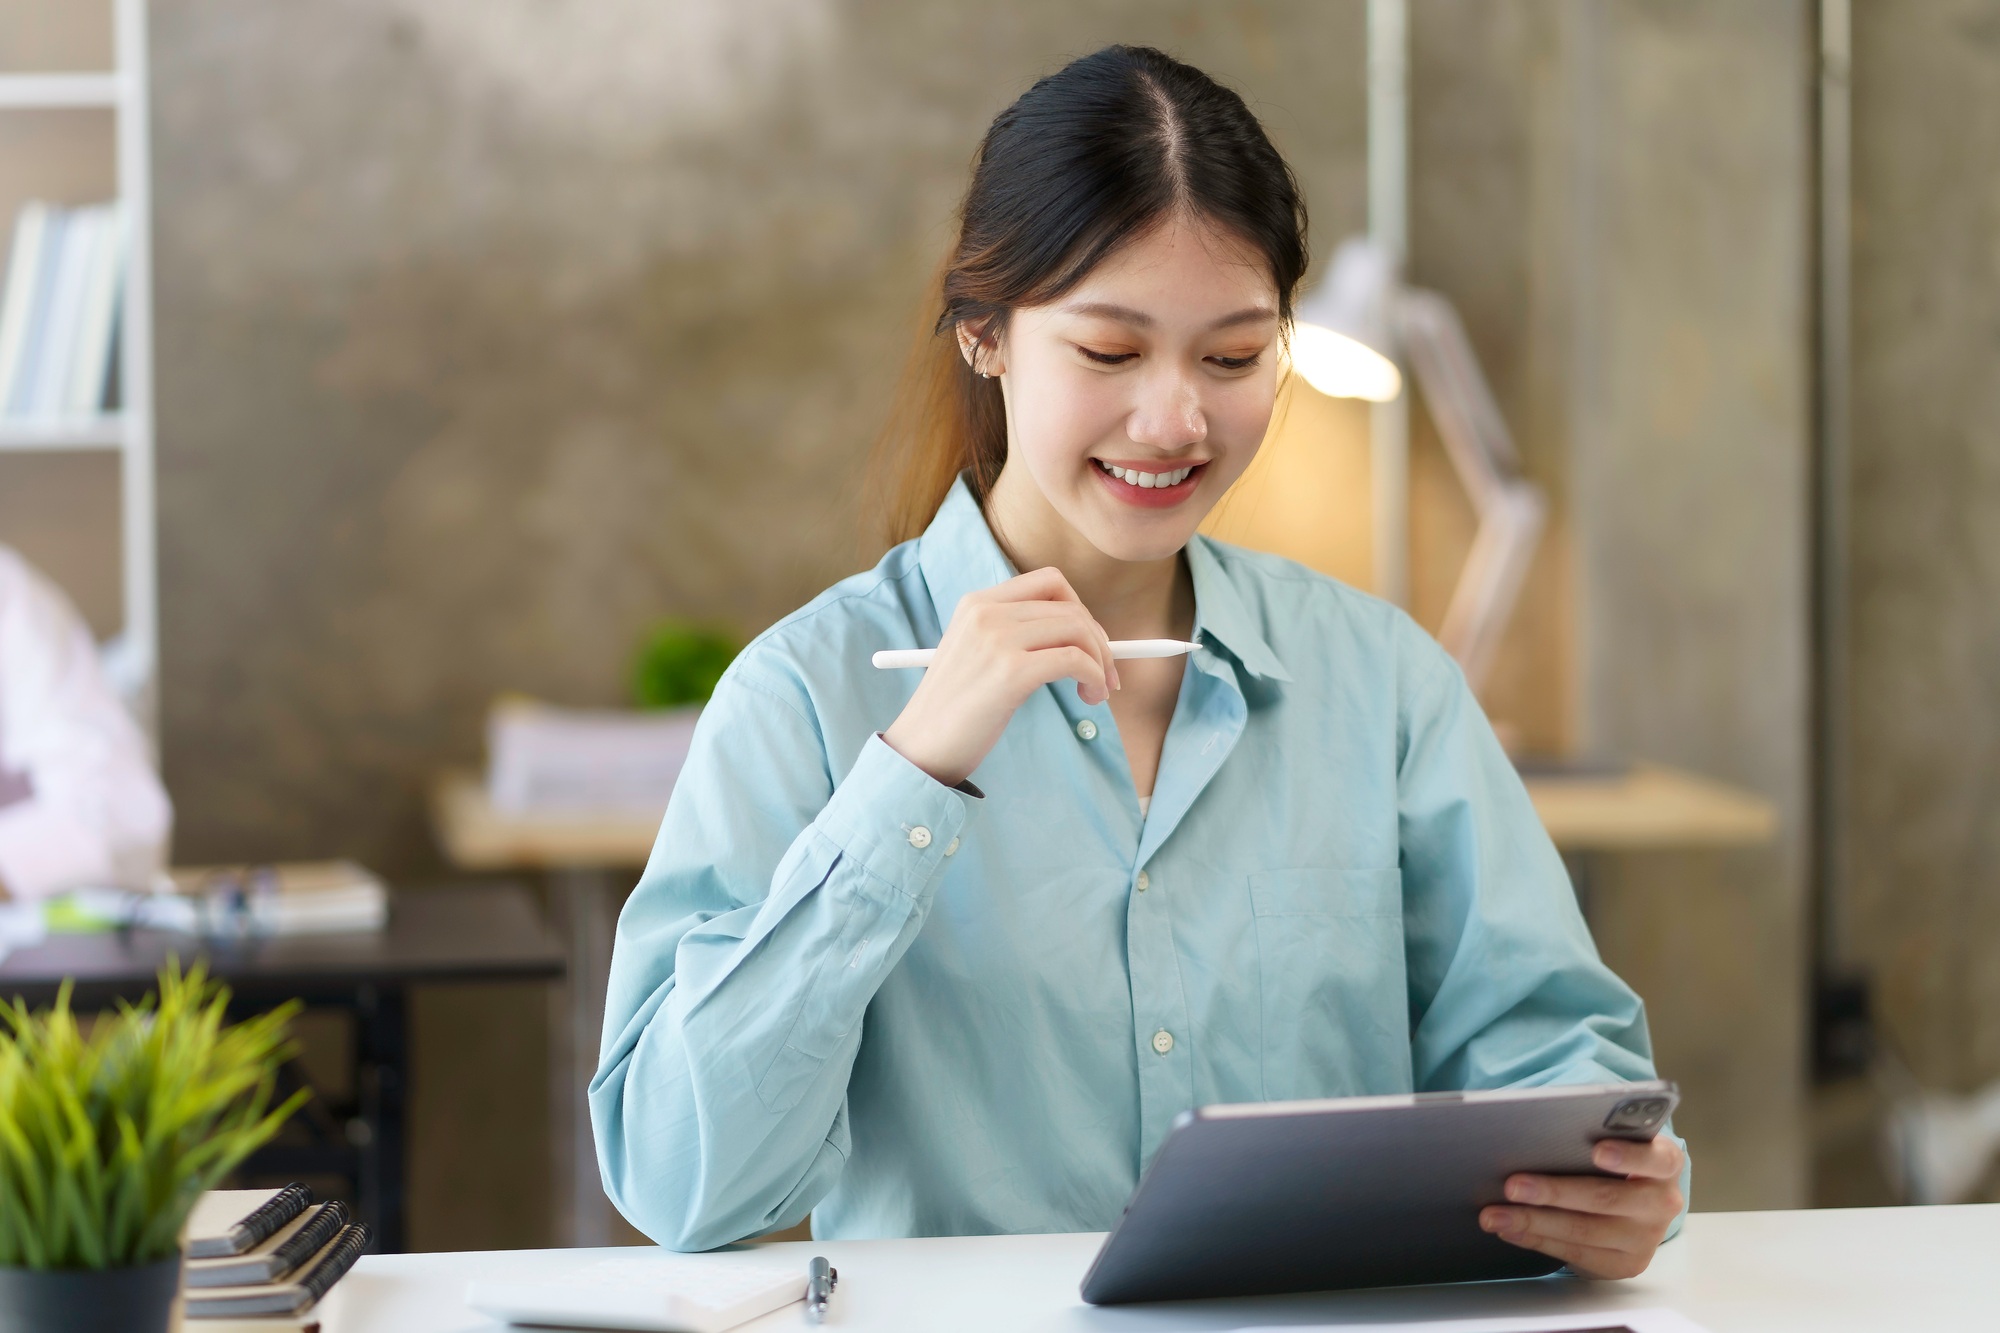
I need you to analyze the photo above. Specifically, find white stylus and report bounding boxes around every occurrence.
[871,639,1202,670]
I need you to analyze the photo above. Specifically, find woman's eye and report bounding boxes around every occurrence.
[1078,346,1139,365]
[1209,354,1261,371]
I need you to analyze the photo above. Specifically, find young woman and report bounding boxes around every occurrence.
[593,45,1687,1278]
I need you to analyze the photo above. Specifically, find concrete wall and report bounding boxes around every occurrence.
[1403,0,1815,1210]
[1558,0,1814,1211]
[1848,0,2000,1153]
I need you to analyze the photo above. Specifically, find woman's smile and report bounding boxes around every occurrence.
[1089,457,1209,509]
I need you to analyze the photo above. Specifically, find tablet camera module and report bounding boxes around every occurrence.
[1604,1097,1670,1133]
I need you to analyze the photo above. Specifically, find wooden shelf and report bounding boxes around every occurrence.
[0,414,124,451]
[0,73,122,110]
[1524,763,1777,852]
[0,2,158,733]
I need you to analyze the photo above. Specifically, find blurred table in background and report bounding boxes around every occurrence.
[1524,762,1778,852]
[431,772,656,1249]
[0,882,563,1254]
[1521,762,1778,919]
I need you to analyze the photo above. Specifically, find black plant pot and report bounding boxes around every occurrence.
[0,1256,181,1333]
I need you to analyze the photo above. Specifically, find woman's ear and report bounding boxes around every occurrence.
[956,321,1005,379]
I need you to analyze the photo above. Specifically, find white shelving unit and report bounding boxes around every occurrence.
[0,0,157,733]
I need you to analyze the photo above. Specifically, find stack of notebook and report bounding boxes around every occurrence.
[184,1184,371,1332]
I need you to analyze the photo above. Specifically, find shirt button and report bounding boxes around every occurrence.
[1151,1029,1175,1055]
[1135,870,1150,892]
[907,825,932,849]
[1075,719,1098,741]
[944,836,960,857]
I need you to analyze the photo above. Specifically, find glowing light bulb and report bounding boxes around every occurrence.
[1288,322,1403,403]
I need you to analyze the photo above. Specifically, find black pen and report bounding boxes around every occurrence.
[805,1254,837,1322]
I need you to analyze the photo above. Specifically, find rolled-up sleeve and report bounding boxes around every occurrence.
[590,665,972,1250]
[1396,636,1691,1229]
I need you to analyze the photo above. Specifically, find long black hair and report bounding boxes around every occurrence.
[877,45,1310,543]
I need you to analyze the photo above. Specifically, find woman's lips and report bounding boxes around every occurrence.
[1090,459,1207,509]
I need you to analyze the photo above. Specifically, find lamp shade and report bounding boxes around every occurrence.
[1289,237,1402,403]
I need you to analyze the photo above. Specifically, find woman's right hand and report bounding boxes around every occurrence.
[881,566,1120,788]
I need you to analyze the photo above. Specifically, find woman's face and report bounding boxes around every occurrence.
[977,215,1282,564]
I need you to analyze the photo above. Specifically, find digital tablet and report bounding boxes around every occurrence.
[1079,1080,1679,1305]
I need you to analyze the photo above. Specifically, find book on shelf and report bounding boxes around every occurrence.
[0,198,125,422]
[0,201,47,410]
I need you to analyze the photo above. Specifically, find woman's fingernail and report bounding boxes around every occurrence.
[1506,1179,1542,1204]
[1482,1208,1518,1233]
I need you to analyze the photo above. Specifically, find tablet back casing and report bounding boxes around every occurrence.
[1079,1082,1678,1304]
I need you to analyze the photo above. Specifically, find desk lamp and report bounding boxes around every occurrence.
[1290,238,1547,692]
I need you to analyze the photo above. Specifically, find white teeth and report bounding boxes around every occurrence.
[1099,462,1195,488]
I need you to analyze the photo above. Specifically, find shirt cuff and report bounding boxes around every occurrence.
[813,734,972,902]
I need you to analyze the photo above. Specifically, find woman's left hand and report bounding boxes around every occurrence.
[1478,1136,1686,1279]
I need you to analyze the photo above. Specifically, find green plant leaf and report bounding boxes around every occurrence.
[0,965,308,1270]
[631,620,741,709]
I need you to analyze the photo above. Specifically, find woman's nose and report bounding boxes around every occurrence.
[1127,370,1207,449]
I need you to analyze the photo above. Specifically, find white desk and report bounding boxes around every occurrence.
[330,1205,1996,1332]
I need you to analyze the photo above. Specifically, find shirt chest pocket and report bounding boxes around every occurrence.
[1249,867,1412,1101]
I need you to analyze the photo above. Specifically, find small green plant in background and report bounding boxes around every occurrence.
[0,963,307,1270]
[631,619,741,710]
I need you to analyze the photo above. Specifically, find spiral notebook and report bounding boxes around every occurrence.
[185,1223,370,1320]
[186,1185,313,1259]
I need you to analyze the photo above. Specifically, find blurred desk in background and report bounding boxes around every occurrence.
[431,772,656,1249]
[1521,762,1778,920]
[1524,763,1778,852]
[0,882,563,1254]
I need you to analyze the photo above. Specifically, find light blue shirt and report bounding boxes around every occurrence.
[593,477,1679,1250]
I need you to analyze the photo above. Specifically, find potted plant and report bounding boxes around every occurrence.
[0,962,306,1333]
[631,619,741,711]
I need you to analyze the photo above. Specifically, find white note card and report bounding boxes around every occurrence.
[467,1254,806,1333]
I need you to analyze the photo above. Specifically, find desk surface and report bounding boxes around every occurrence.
[0,882,564,1005]
[434,763,1778,871]
[332,1205,1995,1333]
[1523,764,1776,853]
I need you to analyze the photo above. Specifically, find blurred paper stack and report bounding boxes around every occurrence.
[164,861,390,936]
[485,698,702,817]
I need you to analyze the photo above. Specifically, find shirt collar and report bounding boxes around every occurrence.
[915,474,1293,685]
[917,475,1019,633]
[1186,535,1293,683]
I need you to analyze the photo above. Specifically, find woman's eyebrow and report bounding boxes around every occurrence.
[1059,301,1278,330]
